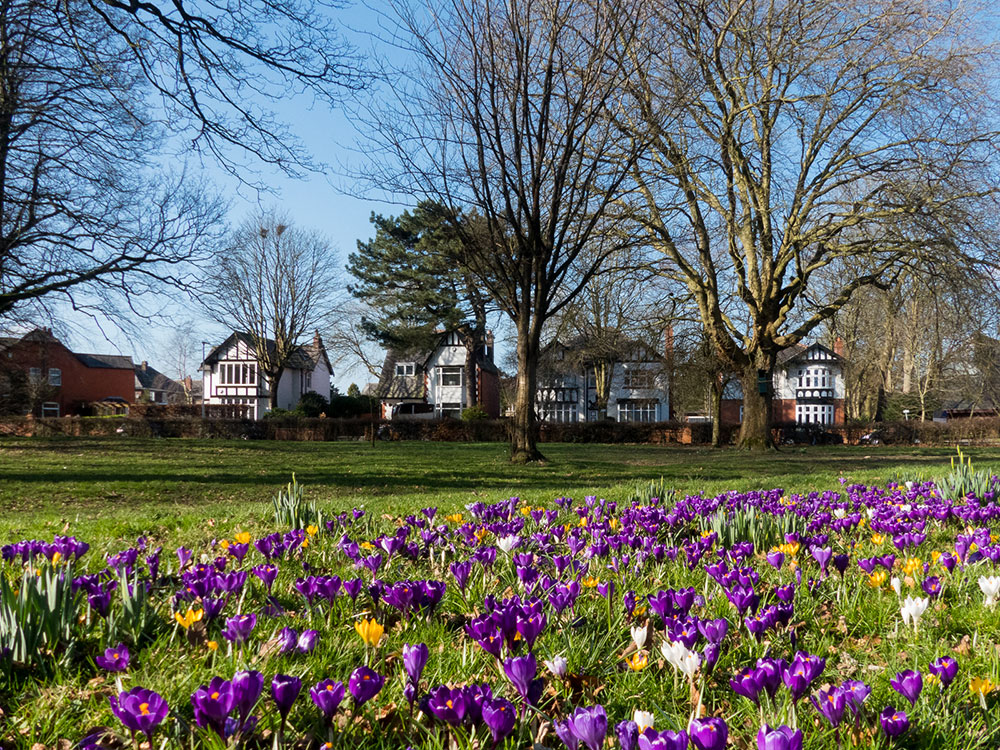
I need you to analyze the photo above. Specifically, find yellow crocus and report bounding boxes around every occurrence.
[354,618,384,647]
[625,652,648,671]
[871,533,885,545]
[207,640,219,651]
[234,532,251,544]
[867,571,887,588]
[174,608,204,629]
[903,558,922,576]
[581,576,599,588]
[970,677,996,696]
[445,513,464,524]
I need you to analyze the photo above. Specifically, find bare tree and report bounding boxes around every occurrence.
[625,0,1000,449]
[0,0,225,325]
[207,211,340,409]
[364,0,646,462]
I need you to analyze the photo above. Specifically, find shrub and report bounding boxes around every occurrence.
[294,392,330,418]
[461,405,489,421]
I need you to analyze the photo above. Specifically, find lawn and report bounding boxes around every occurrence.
[2,437,1000,749]
[0,437,992,544]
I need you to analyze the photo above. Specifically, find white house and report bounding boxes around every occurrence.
[200,331,332,419]
[374,330,501,419]
[720,341,846,425]
[535,339,670,423]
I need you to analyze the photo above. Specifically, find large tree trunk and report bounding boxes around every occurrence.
[737,351,777,451]
[511,317,545,463]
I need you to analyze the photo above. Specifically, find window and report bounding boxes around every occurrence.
[41,402,60,417]
[28,367,41,382]
[396,363,415,376]
[623,368,654,389]
[437,402,463,418]
[48,368,61,386]
[618,399,658,423]
[540,403,578,423]
[796,404,834,425]
[305,371,312,389]
[438,366,462,387]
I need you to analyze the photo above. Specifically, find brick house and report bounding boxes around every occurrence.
[373,330,501,419]
[720,341,846,426]
[0,328,134,416]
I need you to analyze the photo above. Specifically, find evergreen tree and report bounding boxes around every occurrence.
[348,201,490,410]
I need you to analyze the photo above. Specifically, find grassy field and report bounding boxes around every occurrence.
[1,436,996,544]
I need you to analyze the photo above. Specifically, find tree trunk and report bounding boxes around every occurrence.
[736,352,777,451]
[511,318,545,463]
[462,335,478,412]
[268,367,284,410]
[710,375,723,448]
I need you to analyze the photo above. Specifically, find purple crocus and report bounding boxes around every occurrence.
[689,717,728,750]
[296,629,319,654]
[928,656,958,688]
[277,627,298,654]
[890,670,922,706]
[757,724,802,750]
[221,613,257,644]
[565,705,607,750]
[638,729,688,750]
[231,670,264,729]
[616,720,638,750]
[781,652,825,702]
[425,685,467,725]
[810,685,846,728]
[503,653,537,704]
[879,706,909,737]
[730,667,765,704]
[310,679,345,723]
[841,680,872,715]
[481,697,517,747]
[348,666,385,707]
[270,674,301,721]
[109,687,168,742]
[403,643,429,685]
[191,677,235,737]
[95,643,130,672]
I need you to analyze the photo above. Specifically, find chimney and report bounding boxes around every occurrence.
[313,329,321,348]
[184,375,193,391]
[833,336,845,357]
[141,360,148,371]
[485,331,495,362]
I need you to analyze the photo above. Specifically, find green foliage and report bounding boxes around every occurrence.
[935,447,998,501]
[294,391,329,418]
[262,407,294,419]
[108,571,158,647]
[271,474,322,530]
[328,394,376,418]
[0,561,80,667]
[624,476,675,507]
[461,405,489,421]
[708,503,810,550]
[347,383,361,398]
[347,200,489,352]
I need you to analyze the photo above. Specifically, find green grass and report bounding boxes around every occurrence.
[0,437,994,544]
[2,438,1000,748]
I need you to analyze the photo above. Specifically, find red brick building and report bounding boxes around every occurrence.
[0,329,134,416]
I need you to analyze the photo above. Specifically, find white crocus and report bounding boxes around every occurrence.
[633,710,655,734]
[891,576,902,597]
[543,654,568,678]
[659,639,688,670]
[979,576,1000,607]
[631,624,649,651]
[496,535,519,554]
[678,650,702,682]
[900,595,930,629]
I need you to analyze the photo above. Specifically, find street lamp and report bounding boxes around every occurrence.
[902,408,910,422]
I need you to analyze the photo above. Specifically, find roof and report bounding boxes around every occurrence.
[777,342,842,367]
[76,353,134,370]
[134,363,185,394]
[201,331,330,374]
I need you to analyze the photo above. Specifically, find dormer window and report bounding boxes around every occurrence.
[396,363,415,376]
